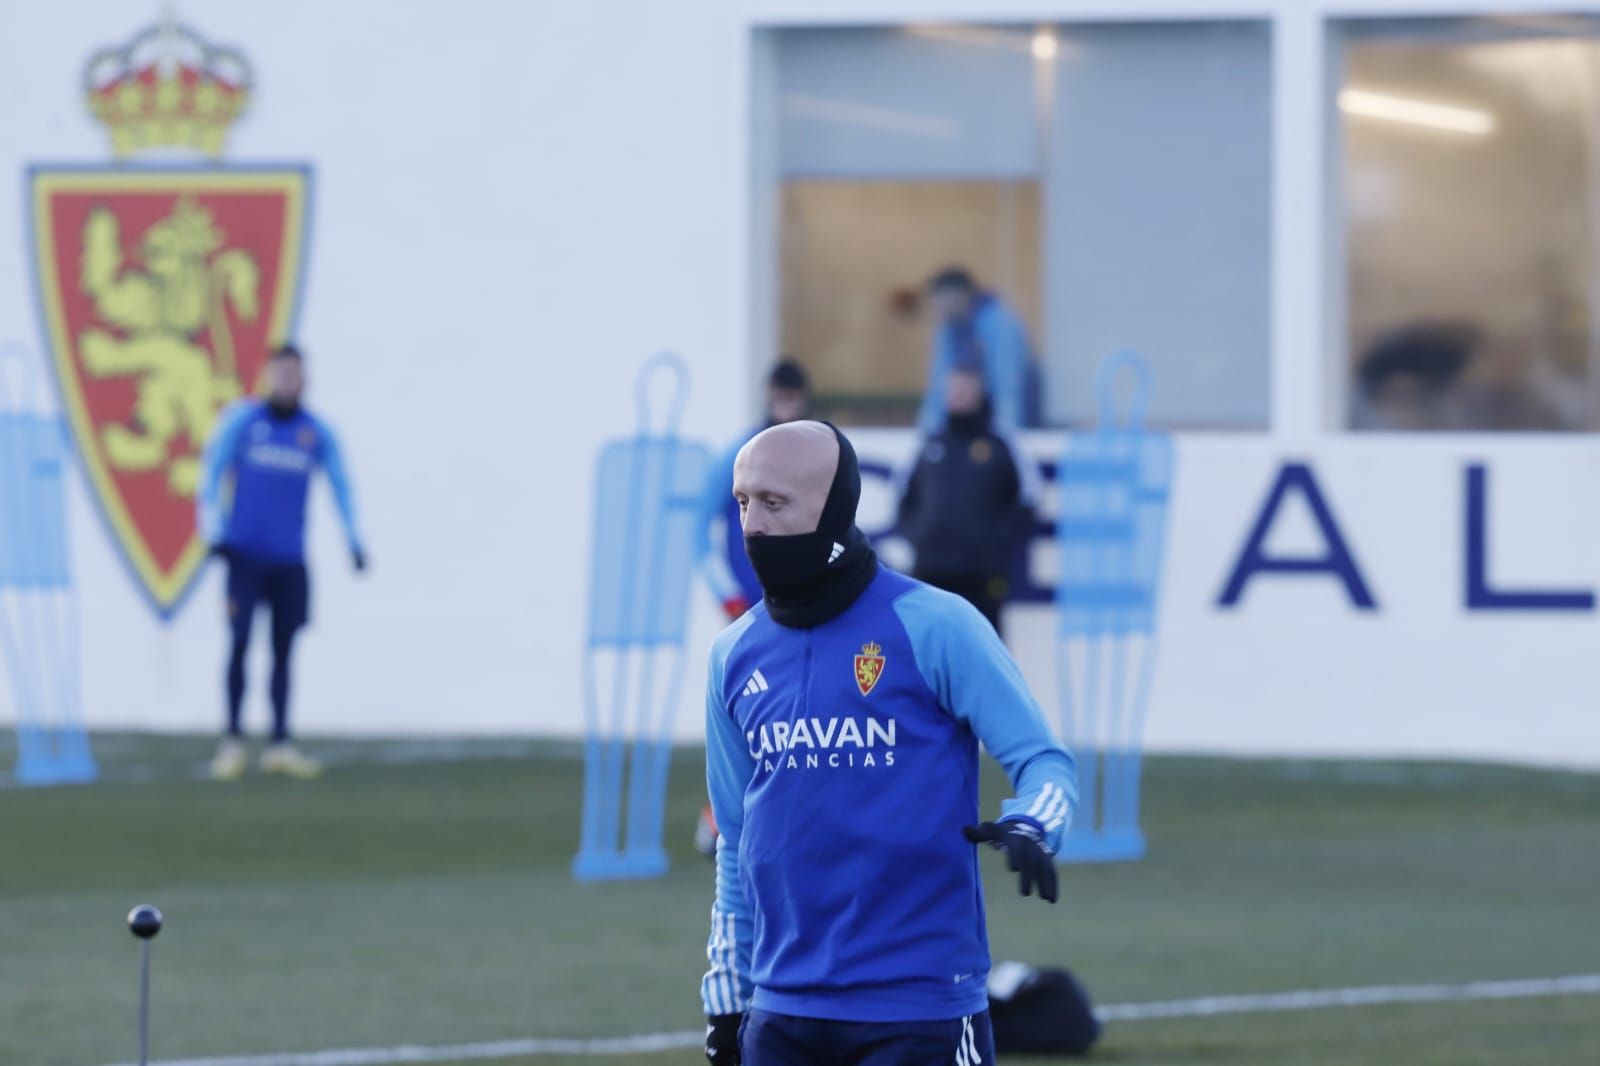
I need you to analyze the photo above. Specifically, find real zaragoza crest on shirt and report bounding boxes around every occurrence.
[27,13,311,618]
[854,641,885,696]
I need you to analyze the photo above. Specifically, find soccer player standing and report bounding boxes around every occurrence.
[197,344,365,780]
[701,421,1076,1065]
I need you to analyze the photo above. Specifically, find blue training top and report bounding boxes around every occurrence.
[694,428,764,607]
[197,399,363,565]
[701,566,1077,1023]
[918,294,1033,432]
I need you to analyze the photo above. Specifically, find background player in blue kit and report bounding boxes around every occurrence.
[693,360,811,856]
[197,344,365,780]
[919,267,1038,431]
[701,420,1076,1066]
[696,359,812,621]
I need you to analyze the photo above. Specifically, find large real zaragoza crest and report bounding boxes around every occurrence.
[28,15,311,617]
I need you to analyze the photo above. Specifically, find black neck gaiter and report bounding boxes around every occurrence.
[267,397,301,421]
[744,423,879,628]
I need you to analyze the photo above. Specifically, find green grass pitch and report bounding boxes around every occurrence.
[1,734,1597,1065]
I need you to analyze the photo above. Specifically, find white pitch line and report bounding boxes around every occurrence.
[1095,973,1600,1021]
[110,974,1600,1066]
[108,1031,706,1066]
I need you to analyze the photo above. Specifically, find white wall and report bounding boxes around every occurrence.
[3,0,1599,769]
[854,429,1600,769]
[0,0,751,739]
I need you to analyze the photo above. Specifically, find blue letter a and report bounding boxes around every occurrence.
[1218,463,1376,609]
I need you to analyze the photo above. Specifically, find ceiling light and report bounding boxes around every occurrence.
[1339,88,1496,136]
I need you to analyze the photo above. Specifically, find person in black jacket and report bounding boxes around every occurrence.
[897,362,1038,635]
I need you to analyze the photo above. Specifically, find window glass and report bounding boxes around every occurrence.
[1338,15,1600,431]
[771,22,1271,429]
[1044,21,1271,429]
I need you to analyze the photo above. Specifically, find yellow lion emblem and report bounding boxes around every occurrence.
[854,641,886,696]
[77,194,257,495]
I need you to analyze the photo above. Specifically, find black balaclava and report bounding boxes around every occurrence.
[744,422,878,628]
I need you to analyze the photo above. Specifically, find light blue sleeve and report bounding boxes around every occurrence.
[695,440,742,603]
[196,401,253,545]
[918,326,954,431]
[894,585,1077,854]
[701,612,758,1016]
[314,417,364,553]
[979,303,1030,431]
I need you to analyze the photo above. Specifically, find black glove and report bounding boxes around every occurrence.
[704,1013,742,1065]
[963,819,1059,903]
[351,546,368,573]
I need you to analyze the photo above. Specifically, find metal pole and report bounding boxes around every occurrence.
[138,939,150,1066]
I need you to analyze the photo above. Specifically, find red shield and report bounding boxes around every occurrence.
[29,167,310,615]
[855,645,886,697]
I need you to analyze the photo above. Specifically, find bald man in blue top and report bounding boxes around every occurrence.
[701,420,1076,1066]
[197,344,365,780]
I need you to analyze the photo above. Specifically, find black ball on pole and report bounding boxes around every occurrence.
[128,904,163,940]
[127,905,162,1066]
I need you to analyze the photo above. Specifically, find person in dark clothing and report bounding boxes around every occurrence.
[897,364,1038,635]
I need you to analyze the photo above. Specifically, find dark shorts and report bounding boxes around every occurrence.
[741,1008,995,1066]
[226,553,310,635]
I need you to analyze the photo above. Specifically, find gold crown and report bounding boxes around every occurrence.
[860,641,882,657]
[84,15,251,159]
